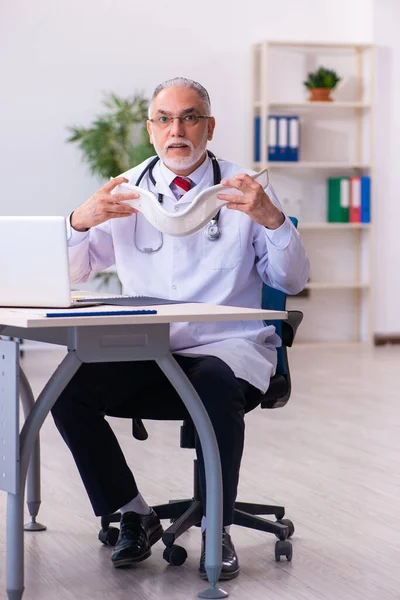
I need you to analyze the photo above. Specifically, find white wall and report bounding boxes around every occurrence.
[3,0,388,330]
[372,0,400,334]
[0,0,373,216]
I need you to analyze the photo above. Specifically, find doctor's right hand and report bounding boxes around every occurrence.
[70,177,140,232]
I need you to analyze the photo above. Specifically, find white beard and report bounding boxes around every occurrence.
[153,129,209,172]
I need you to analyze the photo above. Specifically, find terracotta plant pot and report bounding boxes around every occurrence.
[308,87,333,102]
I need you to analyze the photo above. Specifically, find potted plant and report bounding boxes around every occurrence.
[67,92,154,179]
[67,92,155,289]
[303,67,341,102]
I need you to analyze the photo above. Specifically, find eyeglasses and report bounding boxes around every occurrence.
[149,114,211,129]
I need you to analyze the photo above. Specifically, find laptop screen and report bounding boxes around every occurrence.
[0,216,72,308]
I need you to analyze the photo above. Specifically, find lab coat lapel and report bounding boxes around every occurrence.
[150,161,176,201]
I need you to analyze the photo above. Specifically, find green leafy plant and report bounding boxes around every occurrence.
[67,92,154,179]
[303,67,341,90]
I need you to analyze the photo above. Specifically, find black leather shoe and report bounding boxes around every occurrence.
[199,530,240,580]
[111,510,163,568]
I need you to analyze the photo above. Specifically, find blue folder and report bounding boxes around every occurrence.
[254,116,299,162]
[286,116,299,162]
[269,115,280,161]
[361,176,371,223]
[254,116,261,162]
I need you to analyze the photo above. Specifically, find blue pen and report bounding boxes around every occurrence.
[46,309,158,318]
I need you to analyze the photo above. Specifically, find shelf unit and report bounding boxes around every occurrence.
[254,161,371,169]
[305,282,369,290]
[299,223,371,230]
[250,41,375,344]
[256,101,371,109]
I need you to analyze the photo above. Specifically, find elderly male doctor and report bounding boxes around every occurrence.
[52,77,309,580]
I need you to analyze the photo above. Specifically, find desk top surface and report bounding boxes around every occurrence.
[0,303,287,329]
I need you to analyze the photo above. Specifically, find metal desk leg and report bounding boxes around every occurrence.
[19,368,46,532]
[1,339,24,600]
[6,351,82,600]
[6,492,25,600]
[157,353,228,600]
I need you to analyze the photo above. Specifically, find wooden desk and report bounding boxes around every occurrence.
[0,303,287,600]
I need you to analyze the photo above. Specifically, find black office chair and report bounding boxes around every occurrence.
[98,251,304,567]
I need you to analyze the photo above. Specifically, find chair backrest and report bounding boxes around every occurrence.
[261,216,298,376]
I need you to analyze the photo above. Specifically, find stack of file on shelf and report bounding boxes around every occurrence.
[327,176,371,223]
[254,116,300,162]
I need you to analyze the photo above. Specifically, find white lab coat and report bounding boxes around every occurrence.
[67,155,309,392]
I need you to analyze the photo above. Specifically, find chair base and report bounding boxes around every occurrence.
[233,506,293,540]
[98,460,294,564]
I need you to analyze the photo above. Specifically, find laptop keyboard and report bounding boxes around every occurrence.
[72,296,190,307]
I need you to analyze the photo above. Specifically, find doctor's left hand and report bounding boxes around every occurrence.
[217,173,285,230]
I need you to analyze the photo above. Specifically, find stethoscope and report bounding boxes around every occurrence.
[134,150,222,253]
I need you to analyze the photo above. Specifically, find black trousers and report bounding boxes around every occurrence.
[51,354,259,526]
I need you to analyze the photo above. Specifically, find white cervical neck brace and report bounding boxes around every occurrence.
[114,169,269,237]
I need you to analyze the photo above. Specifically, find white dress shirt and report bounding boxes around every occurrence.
[67,155,310,393]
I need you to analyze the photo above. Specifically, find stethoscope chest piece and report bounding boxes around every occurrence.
[205,219,221,241]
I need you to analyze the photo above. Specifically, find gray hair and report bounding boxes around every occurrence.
[148,77,211,117]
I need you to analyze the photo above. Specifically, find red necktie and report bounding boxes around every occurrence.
[173,176,192,195]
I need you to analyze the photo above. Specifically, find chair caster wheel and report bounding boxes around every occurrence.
[163,544,188,566]
[275,518,295,539]
[275,540,293,562]
[98,526,119,547]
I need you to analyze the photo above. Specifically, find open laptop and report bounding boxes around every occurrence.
[0,216,104,308]
[0,216,190,309]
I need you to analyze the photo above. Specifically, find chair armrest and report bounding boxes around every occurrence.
[281,311,303,347]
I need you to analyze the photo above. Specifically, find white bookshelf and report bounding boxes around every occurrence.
[251,41,375,344]
[257,101,371,109]
[299,223,371,230]
[305,282,369,290]
[255,161,371,169]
